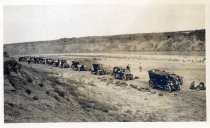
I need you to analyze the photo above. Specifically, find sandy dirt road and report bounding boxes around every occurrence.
[9,53,205,122]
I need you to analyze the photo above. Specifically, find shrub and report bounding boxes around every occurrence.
[158,93,163,96]
[25,89,32,95]
[3,51,9,58]
[115,81,121,86]
[54,87,65,97]
[65,97,70,101]
[27,77,33,83]
[4,59,21,75]
[38,83,44,87]
[130,84,138,89]
[120,82,128,86]
[47,76,62,85]
[46,90,50,95]
[54,95,61,102]
[33,96,38,100]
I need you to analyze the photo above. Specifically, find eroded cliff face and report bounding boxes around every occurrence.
[4,29,205,56]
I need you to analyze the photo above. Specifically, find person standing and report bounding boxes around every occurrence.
[126,64,131,72]
[139,63,142,72]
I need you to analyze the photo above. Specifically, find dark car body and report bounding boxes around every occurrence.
[71,61,86,71]
[112,67,134,80]
[148,69,183,92]
[91,63,107,75]
[59,60,69,68]
[52,60,60,67]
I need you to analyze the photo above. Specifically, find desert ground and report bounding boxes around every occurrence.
[4,53,206,122]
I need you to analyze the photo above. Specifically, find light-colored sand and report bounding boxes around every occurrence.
[5,53,205,122]
[20,53,206,121]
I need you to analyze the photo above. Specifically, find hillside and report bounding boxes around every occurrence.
[4,58,125,122]
[4,29,205,56]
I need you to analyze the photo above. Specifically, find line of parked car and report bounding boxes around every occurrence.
[18,56,134,80]
[18,56,70,68]
[18,56,205,92]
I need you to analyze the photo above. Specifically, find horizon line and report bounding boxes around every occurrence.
[4,28,205,45]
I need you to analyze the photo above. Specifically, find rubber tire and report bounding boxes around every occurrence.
[148,81,155,89]
[122,75,127,81]
[176,85,180,91]
[165,85,172,92]
[115,74,119,79]
[97,70,100,75]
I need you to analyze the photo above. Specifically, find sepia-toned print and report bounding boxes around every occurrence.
[3,4,205,122]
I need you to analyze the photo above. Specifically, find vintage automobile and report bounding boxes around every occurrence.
[112,66,134,80]
[18,57,24,62]
[91,63,107,75]
[46,59,54,65]
[148,69,183,92]
[71,61,86,71]
[52,60,60,67]
[59,60,69,68]
[190,81,205,90]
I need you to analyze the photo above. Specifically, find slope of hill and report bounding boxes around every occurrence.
[4,58,124,122]
[4,29,205,56]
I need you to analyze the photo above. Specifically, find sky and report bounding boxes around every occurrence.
[4,4,205,44]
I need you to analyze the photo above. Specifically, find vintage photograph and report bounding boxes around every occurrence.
[3,4,206,122]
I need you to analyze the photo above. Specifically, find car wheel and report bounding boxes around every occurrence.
[97,70,100,75]
[165,85,172,92]
[176,85,180,91]
[115,74,119,79]
[148,80,155,89]
[199,82,205,90]
[122,75,127,81]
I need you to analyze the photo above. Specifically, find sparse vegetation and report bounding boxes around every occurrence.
[53,94,60,102]
[38,83,44,87]
[4,29,205,56]
[4,37,206,122]
[54,87,65,97]
[33,96,38,100]
[88,81,96,86]
[4,59,21,75]
[129,84,138,89]
[115,81,128,87]
[27,77,33,83]
[158,93,163,96]
[4,51,9,58]
[46,90,50,95]
[25,89,32,95]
